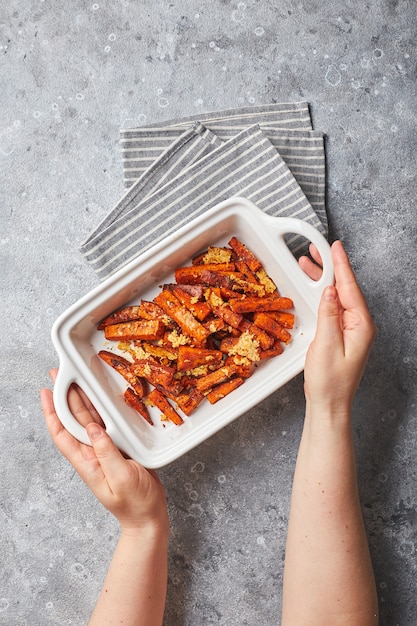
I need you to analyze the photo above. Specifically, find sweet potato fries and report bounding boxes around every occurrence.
[96,237,295,427]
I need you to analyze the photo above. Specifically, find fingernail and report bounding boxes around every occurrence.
[324,286,337,301]
[87,423,102,441]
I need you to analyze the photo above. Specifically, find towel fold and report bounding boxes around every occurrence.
[80,102,327,281]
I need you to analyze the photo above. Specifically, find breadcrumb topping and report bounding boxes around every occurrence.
[117,341,147,361]
[208,291,224,308]
[256,268,277,294]
[232,355,251,366]
[203,247,232,264]
[167,329,190,347]
[228,330,260,362]
[185,365,209,377]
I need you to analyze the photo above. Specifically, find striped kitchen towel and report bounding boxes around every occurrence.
[80,102,327,281]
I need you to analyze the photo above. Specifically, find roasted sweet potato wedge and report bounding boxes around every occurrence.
[175,388,205,416]
[98,350,147,398]
[205,289,243,329]
[147,389,184,425]
[259,339,284,359]
[140,342,178,363]
[223,355,253,378]
[228,236,262,272]
[253,312,292,344]
[266,311,295,329]
[203,317,226,335]
[104,319,165,341]
[170,283,205,298]
[154,290,210,344]
[98,305,146,329]
[131,359,176,388]
[124,388,153,425]
[195,364,238,393]
[234,260,258,283]
[206,377,245,404]
[175,263,236,284]
[172,286,211,321]
[229,296,294,314]
[238,319,274,350]
[177,345,223,372]
[139,300,174,323]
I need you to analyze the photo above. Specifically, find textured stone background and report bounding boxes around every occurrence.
[1,1,416,624]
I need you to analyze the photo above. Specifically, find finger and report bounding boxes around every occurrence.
[77,387,104,424]
[68,384,105,427]
[40,388,96,463]
[64,384,101,428]
[41,386,76,452]
[309,242,323,267]
[50,368,104,426]
[331,241,370,315]
[313,285,344,351]
[86,423,135,491]
[298,255,323,281]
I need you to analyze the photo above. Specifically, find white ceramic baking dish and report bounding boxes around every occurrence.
[52,197,333,468]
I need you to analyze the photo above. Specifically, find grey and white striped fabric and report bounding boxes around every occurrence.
[80,102,327,281]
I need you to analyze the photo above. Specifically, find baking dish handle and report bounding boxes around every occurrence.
[52,364,92,446]
[265,217,334,308]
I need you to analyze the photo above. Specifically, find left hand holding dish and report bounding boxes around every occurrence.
[40,370,169,535]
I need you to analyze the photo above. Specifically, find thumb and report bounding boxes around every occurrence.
[314,285,343,348]
[86,423,130,486]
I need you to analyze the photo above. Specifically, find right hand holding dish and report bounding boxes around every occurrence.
[299,240,376,417]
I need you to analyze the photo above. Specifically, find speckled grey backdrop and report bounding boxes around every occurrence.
[1,1,416,625]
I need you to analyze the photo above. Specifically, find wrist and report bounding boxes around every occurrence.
[305,398,352,425]
[120,517,170,542]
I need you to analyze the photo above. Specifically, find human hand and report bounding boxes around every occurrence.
[40,370,169,536]
[299,241,376,416]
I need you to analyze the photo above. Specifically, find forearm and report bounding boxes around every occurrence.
[89,525,169,626]
[282,405,378,625]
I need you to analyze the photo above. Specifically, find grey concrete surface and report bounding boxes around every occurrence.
[1,1,416,624]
